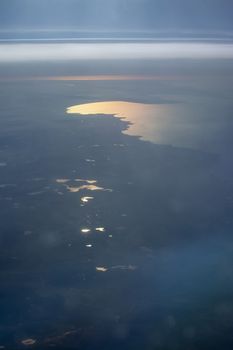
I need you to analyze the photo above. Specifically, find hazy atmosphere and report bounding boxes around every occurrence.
[0,1,233,350]
[1,0,233,34]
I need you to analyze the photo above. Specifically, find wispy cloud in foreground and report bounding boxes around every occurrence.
[0,43,233,62]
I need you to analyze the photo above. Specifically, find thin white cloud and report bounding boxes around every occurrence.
[0,42,233,62]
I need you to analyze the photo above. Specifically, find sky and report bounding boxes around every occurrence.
[0,0,233,36]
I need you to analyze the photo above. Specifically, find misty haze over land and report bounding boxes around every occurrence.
[1,1,233,350]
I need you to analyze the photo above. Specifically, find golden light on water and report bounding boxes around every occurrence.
[81,196,94,203]
[56,179,70,183]
[47,75,176,81]
[2,74,180,82]
[67,101,174,144]
[81,228,91,234]
[66,184,104,193]
[55,177,113,195]
[96,267,108,272]
[67,101,155,118]
[75,179,97,184]
[95,227,105,232]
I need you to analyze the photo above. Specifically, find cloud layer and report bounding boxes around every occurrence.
[0,43,233,62]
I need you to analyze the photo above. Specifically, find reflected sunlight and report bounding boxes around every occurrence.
[95,227,105,232]
[81,228,91,234]
[67,101,175,145]
[81,196,94,203]
[66,185,105,192]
